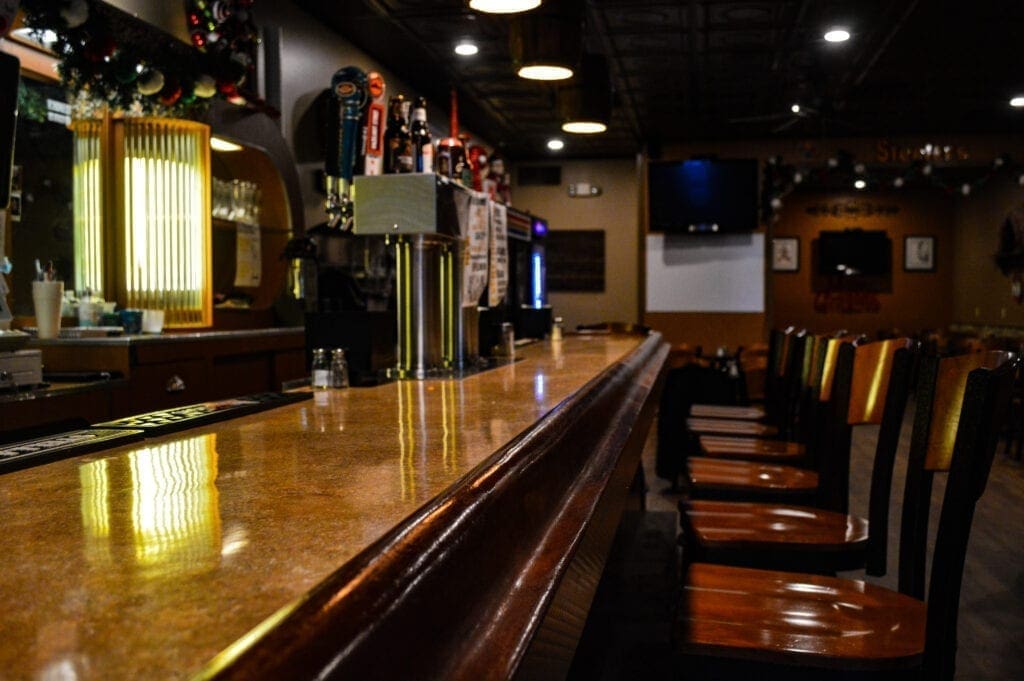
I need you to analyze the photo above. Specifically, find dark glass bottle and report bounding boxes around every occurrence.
[384,95,414,174]
[410,96,434,173]
[436,88,466,182]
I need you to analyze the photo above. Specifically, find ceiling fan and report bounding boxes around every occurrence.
[728,103,820,133]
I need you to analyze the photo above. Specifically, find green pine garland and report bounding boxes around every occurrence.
[19,0,258,120]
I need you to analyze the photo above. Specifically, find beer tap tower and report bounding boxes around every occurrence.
[303,68,478,382]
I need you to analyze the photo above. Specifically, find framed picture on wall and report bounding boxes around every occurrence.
[904,235,936,272]
[771,237,799,272]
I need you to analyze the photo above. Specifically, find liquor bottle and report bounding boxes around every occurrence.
[410,96,434,173]
[384,95,414,174]
[436,87,466,182]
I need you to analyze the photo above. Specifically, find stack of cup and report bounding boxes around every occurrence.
[32,280,64,339]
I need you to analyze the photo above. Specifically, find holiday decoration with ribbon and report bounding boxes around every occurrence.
[761,149,1024,223]
[19,0,262,119]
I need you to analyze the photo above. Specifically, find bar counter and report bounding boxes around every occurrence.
[0,333,667,680]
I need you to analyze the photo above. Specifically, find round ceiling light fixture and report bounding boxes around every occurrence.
[854,179,867,190]
[547,138,565,151]
[1010,95,1024,108]
[469,0,541,14]
[824,28,851,43]
[562,121,607,134]
[518,65,574,81]
[790,103,801,114]
[510,5,582,82]
[454,40,479,56]
[558,54,612,133]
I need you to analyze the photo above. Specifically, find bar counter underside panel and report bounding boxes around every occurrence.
[0,334,668,680]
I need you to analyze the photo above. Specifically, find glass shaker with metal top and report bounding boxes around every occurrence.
[330,348,350,388]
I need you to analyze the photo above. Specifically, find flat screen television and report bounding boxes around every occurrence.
[648,158,758,233]
[813,229,892,292]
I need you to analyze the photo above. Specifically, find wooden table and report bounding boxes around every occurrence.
[0,333,667,680]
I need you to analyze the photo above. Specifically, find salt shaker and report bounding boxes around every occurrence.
[311,348,330,389]
[501,322,515,359]
[330,348,350,388]
[551,316,563,341]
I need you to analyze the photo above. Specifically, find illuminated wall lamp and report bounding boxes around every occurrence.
[72,115,212,327]
[509,7,582,81]
[558,54,611,134]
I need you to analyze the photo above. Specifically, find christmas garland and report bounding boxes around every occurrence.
[19,0,260,119]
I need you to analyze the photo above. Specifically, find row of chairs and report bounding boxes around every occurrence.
[668,327,1017,680]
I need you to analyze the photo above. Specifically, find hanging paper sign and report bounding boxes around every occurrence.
[234,222,262,287]
[488,201,508,308]
[462,191,489,307]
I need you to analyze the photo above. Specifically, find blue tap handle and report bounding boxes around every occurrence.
[326,66,368,184]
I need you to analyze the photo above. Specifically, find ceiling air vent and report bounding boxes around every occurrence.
[518,165,562,186]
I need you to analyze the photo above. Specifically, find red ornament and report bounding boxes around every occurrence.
[160,85,183,106]
[83,35,117,62]
[217,80,237,96]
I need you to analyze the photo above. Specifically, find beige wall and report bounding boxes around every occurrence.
[512,158,641,331]
[953,174,1024,327]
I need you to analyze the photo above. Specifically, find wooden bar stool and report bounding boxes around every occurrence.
[688,327,793,422]
[673,351,1017,681]
[694,334,842,463]
[686,330,808,439]
[685,339,914,510]
[681,340,923,577]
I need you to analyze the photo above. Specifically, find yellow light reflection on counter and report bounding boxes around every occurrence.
[78,435,222,575]
[129,435,221,567]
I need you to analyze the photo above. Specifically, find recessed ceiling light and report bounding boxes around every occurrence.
[854,179,867,190]
[469,0,542,14]
[790,103,801,114]
[547,138,565,151]
[1010,95,1024,108]
[824,28,851,43]
[562,121,607,134]
[454,40,479,56]
[518,64,574,81]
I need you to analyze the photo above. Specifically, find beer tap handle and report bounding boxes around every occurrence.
[325,66,368,231]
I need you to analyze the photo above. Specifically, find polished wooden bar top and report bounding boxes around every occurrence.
[0,335,650,680]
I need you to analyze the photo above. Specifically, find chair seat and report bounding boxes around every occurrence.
[687,457,818,495]
[699,435,804,460]
[689,404,766,420]
[687,417,779,437]
[682,500,868,551]
[677,563,926,669]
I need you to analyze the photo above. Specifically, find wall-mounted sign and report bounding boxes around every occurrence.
[804,202,900,218]
[813,291,882,314]
[876,140,969,164]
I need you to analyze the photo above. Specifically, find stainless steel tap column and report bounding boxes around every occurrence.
[357,174,479,379]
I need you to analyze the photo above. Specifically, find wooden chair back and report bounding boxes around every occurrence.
[764,327,799,427]
[818,338,917,519]
[896,350,1016,680]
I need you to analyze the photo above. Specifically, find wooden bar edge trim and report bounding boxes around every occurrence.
[196,334,669,681]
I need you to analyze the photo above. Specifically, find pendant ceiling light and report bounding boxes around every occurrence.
[469,0,541,13]
[558,54,612,134]
[509,1,583,81]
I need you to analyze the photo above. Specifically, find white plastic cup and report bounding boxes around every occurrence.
[78,300,100,327]
[141,309,165,334]
[32,280,64,339]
